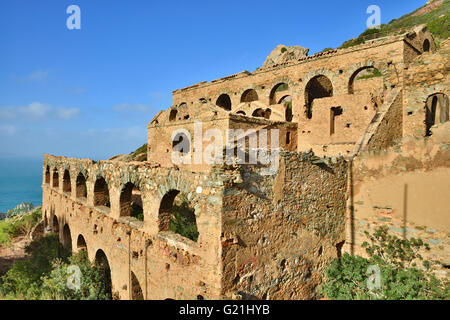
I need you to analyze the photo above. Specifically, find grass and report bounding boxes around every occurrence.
[0,208,42,245]
[339,0,450,49]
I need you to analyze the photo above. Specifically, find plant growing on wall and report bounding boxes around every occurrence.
[169,194,199,242]
[321,226,449,300]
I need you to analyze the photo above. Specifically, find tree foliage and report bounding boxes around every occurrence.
[321,226,449,300]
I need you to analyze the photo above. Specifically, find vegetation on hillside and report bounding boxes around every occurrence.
[0,235,111,300]
[321,226,449,300]
[0,208,41,245]
[339,0,449,49]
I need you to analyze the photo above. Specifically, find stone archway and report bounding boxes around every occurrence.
[95,249,112,298]
[304,75,333,119]
[62,224,72,250]
[425,93,449,136]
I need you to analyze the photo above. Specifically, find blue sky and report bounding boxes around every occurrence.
[0,0,426,160]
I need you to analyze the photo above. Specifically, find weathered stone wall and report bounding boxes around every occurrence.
[365,90,403,153]
[172,36,407,128]
[42,155,225,300]
[403,38,449,138]
[346,122,450,269]
[220,152,348,300]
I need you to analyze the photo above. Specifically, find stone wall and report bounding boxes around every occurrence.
[42,155,225,300]
[220,152,348,300]
[346,122,450,269]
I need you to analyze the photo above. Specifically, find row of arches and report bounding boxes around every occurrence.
[173,65,384,122]
[45,168,199,242]
[47,214,145,299]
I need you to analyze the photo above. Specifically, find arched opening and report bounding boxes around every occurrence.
[94,249,112,298]
[77,234,87,251]
[252,108,271,119]
[236,111,246,116]
[241,89,259,103]
[131,272,144,300]
[169,109,178,121]
[45,166,50,184]
[76,173,87,200]
[279,95,293,122]
[120,182,143,221]
[62,224,72,250]
[305,75,333,119]
[348,66,382,94]
[423,39,430,52]
[172,132,190,155]
[63,170,71,193]
[94,177,110,208]
[158,190,199,242]
[270,83,289,105]
[52,170,59,188]
[425,93,449,136]
[52,215,59,234]
[216,94,232,111]
[199,98,207,104]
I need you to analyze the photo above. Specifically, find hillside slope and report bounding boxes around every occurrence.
[339,0,449,49]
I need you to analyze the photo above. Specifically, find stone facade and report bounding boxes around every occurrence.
[42,24,449,299]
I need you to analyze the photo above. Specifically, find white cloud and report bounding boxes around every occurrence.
[56,107,80,120]
[0,102,80,122]
[28,70,49,82]
[113,103,151,113]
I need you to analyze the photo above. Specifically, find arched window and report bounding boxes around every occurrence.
[45,166,50,184]
[423,39,430,52]
[76,173,87,199]
[216,94,232,111]
[62,224,72,250]
[305,75,333,119]
[348,66,382,94]
[94,177,110,208]
[95,250,112,298]
[169,109,178,122]
[63,170,71,193]
[269,83,289,105]
[120,182,143,221]
[52,170,59,188]
[252,108,271,119]
[279,95,293,122]
[158,190,199,242]
[77,234,87,251]
[425,93,449,136]
[241,89,258,103]
[53,215,59,234]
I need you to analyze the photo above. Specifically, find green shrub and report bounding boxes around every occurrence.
[0,235,112,300]
[0,209,42,245]
[40,250,111,300]
[169,195,199,242]
[0,234,70,299]
[321,226,450,300]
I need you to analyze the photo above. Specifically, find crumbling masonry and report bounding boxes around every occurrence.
[42,24,449,299]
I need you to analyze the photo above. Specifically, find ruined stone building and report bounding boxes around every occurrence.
[42,24,449,300]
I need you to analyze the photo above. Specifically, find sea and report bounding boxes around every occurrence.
[0,157,43,213]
